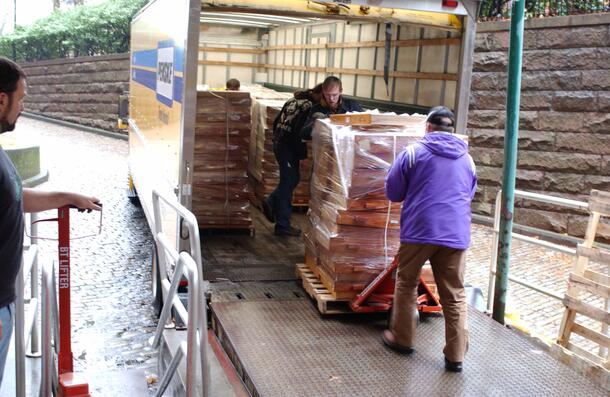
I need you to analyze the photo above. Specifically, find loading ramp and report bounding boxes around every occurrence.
[210,296,606,396]
[193,212,607,396]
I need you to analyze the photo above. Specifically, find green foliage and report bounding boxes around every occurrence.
[0,0,149,62]
[479,0,609,20]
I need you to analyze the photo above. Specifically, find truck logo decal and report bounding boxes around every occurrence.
[156,41,174,107]
[131,40,184,106]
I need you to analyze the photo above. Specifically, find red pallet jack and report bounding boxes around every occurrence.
[34,205,101,396]
[350,256,442,314]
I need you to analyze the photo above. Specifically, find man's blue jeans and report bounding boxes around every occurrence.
[0,303,14,387]
[266,143,300,231]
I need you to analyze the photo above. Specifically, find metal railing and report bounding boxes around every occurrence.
[14,213,41,397]
[151,189,209,397]
[152,253,201,397]
[40,260,60,397]
[487,189,590,311]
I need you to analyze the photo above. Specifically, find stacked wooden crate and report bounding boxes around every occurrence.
[248,97,284,193]
[304,114,428,298]
[192,90,253,230]
[246,87,313,208]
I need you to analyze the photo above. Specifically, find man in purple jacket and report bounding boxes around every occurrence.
[381,106,477,373]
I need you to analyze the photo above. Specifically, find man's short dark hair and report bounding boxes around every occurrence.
[311,83,323,96]
[322,76,342,91]
[226,78,240,91]
[0,57,26,95]
[426,106,455,133]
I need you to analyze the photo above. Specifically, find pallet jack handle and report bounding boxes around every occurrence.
[57,205,97,397]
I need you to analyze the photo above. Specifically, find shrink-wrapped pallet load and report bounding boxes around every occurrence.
[243,85,292,188]
[192,90,253,230]
[304,112,429,297]
[248,98,284,185]
[246,87,314,208]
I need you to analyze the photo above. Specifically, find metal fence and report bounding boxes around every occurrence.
[486,189,590,311]
[14,213,41,397]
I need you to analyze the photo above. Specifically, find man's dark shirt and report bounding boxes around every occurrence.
[301,97,363,140]
[272,94,314,160]
[0,147,24,308]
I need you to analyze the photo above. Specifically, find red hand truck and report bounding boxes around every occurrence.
[35,205,101,396]
[56,206,92,397]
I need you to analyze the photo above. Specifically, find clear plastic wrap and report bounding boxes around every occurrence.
[242,85,293,185]
[246,87,314,207]
[248,98,286,182]
[304,113,427,295]
[192,90,253,228]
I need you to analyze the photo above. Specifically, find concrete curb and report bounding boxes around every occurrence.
[22,112,128,141]
[22,170,49,188]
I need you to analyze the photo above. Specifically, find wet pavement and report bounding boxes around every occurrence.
[4,116,604,395]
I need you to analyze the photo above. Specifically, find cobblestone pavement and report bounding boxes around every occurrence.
[7,117,605,394]
[466,224,606,351]
[11,118,158,393]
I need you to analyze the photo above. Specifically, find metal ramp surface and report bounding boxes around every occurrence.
[211,299,607,397]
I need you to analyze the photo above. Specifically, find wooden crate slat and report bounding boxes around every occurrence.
[590,190,610,216]
[566,341,605,366]
[569,273,610,298]
[591,189,610,204]
[335,210,400,229]
[550,342,610,381]
[562,295,610,324]
[571,323,610,349]
[577,245,610,266]
[558,190,610,369]
[584,269,610,287]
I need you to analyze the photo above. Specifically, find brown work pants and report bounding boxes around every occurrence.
[389,243,469,362]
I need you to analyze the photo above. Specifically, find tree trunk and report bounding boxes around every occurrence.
[53,0,60,10]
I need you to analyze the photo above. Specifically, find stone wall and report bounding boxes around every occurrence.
[469,13,610,239]
[20,54,129,132]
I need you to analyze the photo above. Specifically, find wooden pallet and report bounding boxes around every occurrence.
[557,189,610,372]
[295,264,352,314]
[302,253,360,299]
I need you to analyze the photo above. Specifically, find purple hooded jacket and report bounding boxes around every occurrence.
[385,131,477,250]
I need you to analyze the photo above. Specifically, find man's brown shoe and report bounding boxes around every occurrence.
[381,330,414,355]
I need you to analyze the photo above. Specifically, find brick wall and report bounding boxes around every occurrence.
[20,53,129,132]
[469,13,610,239]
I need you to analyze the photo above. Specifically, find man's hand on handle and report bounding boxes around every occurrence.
[68,193,102,213]
[23,189,101,213]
